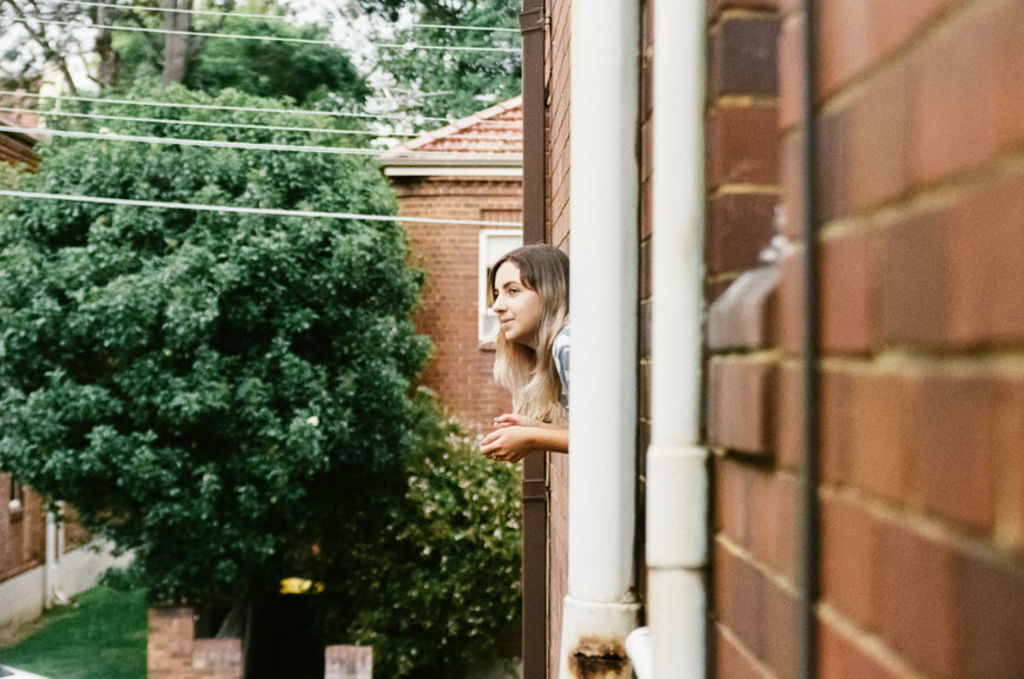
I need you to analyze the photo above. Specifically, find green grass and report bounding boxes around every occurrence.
[0,586,147,679]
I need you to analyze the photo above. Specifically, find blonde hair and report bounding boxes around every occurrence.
[489,244,569,422]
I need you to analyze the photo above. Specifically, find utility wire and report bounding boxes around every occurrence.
[0,190,523,228]
[12,18,522,53]
[0,124,521,159]
[0,106,414,138]
[57,0,521,33]
[0,90,512,126]
[0,106,522,142]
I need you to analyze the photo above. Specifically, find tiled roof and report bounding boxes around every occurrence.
[379,96,522,164]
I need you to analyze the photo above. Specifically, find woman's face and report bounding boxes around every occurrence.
[492,260,543,349]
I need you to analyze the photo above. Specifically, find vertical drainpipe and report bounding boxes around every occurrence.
[627,1,709,678]
[559,0,641,676]
[797,0,821,677]
[519,1,548,678]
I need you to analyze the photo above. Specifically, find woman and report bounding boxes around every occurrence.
[481,244,570,463]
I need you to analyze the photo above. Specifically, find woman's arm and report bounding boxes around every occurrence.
[482,415,568,463]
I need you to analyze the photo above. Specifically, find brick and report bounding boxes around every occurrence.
[914,373,999,532]
[820,229,874,353]
[876,521,959,679]
[818,618,901,679]
[324,645,373,679]
[878,208,950,347]
[818,0,951,97]
[715,457,752,548]
[778,131,802,239]
[819,368,853,485]
[708,105,781,188]
[778,16,804,131]
[761,579,798,678]
[711,16,783,98]
[193,639,242,679]
[775,249,802,355]
[708,358,777,455]
[821,495,878,628]
[908,3,1005,185]
[717,628,771,679]
[714,541,765,659]
[707,192,778,276]
[957,549,1024,678]
[847,372,911,503]
[772,364,802,469]
[749,471,797,579]
[946,176,1024,346]
[999,378,1024,547]
[818,64,910,220]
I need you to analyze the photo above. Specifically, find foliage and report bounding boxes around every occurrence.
[0,83,429,605]
[357,0,522,120]
[0,586,147,679]
[114,13,369,105]
[317,390,522,678]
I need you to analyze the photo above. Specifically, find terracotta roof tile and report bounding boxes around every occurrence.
[380,96,522,161]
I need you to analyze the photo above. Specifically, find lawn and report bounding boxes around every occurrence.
[0,586,147,679]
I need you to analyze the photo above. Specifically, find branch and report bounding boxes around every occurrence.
[2,0,81,96]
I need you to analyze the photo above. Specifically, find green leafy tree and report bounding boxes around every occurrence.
[113,13,369,105]
[0,83,522,677]
[357,0,522,120]
[0,83,424,606]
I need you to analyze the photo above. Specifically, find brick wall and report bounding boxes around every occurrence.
[391,176,519,432]
[708,0,1024,676]
[148,607,243,679]
[703,1,791,677]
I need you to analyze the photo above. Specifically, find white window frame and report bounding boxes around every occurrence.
[478,229,523,343]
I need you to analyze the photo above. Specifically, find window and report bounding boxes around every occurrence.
[479,230,522,342]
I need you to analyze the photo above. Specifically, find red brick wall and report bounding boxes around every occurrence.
[390,176,519,432]
[703,2,792,677]
[708,0,1024,676]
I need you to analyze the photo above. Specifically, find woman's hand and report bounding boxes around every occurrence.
[481,425,539,463]
[492,412,545,429]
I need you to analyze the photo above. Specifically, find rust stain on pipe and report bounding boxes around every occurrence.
[567,636,631,679]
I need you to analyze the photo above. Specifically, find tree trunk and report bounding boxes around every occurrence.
[161,0,192,84]
[94,1,117,88]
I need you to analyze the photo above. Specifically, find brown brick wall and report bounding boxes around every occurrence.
[704,2,792,678]
[390,176,519,432]
[709,0,1024,676]
[149,607,242,679]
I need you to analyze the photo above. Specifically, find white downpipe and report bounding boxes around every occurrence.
[560,0,641,674]
[630,1,709,679]
[45,511,57,610]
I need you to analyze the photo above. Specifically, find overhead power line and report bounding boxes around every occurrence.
[13,18,522,53]
[0,90,512,127]
[0,125,521,160]
[0,90,453,123]
[0,190,523,228]
[0,106,411,138]
[57,0,521,33]
[0,106,520,142]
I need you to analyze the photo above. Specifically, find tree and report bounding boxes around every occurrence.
[0,83,426,606]
[0,83,522,677]
[355,0,522,120]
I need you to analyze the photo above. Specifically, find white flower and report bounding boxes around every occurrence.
[306,415,320,427]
